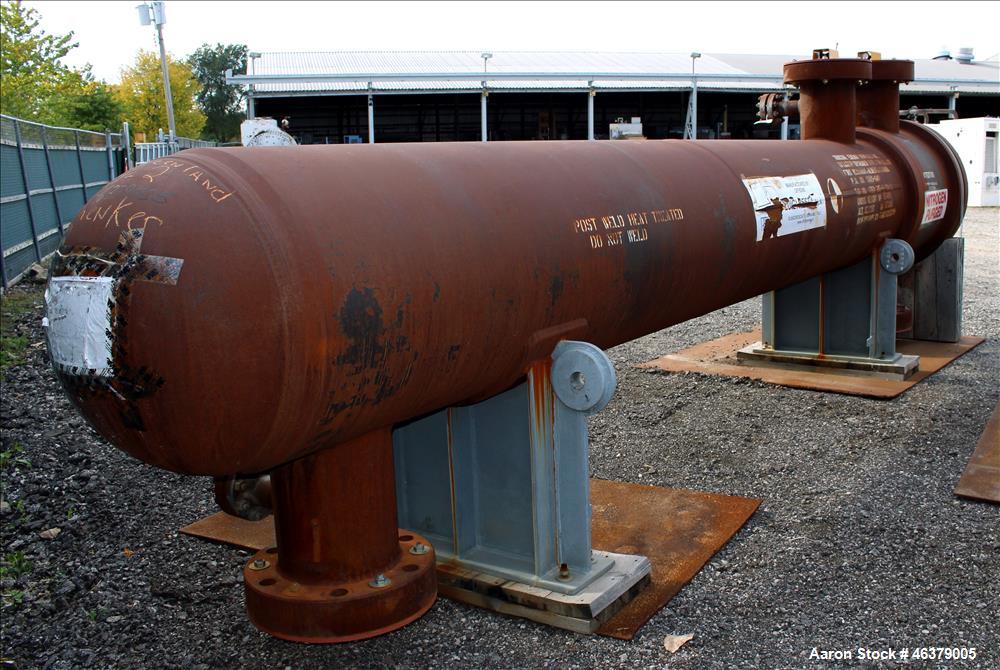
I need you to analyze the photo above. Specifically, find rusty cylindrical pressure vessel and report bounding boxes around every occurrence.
[44,55,966,642]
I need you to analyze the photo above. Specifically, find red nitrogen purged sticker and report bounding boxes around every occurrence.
[921,189,948,225]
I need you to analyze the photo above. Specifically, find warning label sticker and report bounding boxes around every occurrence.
[743,173,827,241]
[43,276,115,377]
[921,189,948,225]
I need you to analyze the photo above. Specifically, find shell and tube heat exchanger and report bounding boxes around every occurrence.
[43,54,966,642]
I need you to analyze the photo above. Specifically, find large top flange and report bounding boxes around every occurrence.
[784,58,873,85]
[869,59,914,83]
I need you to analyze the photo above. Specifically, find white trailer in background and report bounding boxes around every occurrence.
[929,117,999,206]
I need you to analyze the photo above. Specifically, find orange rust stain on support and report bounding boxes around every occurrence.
[529,359,554,439]
[818,274,826,356]
[446,409,459,556]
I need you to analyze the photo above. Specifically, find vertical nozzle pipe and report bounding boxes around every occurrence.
[784,56,873,144]
[856,59,915,133]
[271,429,400,583]
[244,428,437,642]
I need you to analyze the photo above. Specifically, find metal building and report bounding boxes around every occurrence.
[226,50,1000,144]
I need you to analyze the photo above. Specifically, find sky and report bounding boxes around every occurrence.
[25,0,1000,84]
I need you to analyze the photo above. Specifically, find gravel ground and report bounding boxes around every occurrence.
[1,208,997,670]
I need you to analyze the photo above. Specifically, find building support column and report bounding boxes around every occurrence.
[368,89,375,144]
[690,80,698,140]
[481,88,488,142]
[587,85,595,141]
[247,52,258,120]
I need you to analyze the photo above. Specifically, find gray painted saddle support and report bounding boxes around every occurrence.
[740,238,922,377]
[392,340,629,595]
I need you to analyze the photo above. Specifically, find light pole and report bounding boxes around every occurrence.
[137,1,176,142]
[690,52,701,141]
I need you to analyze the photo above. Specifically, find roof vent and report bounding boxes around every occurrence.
[933,47,951,60]
[956,47,974,64]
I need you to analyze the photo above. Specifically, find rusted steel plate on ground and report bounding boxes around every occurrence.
[590,479,760,640]
[183,479,759,640]
[180,511,276,551]
[640,330,985,399]
[954,401,1000,503]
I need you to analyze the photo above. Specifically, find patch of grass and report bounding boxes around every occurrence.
[0,334,28,369]
[0,443,31,471]
[0,290,38,318]
[1,290,40,373]
[1,589,24,608]
[0,551,32,579]
[86,607,108,623]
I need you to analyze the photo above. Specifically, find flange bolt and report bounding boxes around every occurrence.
[558,563,571,580]
[369,573,391,589]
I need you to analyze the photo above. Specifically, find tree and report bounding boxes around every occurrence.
[188,43,247,142]
[50,76,124,132]
[1,1,123,129]
[117,50,205,140]
[0,0,76,119]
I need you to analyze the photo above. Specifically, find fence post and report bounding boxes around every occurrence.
[0,237,6,288]
[40,126,65,237]
[75,130,88,204]
[122,121,133,169]
[14,119,43,264]
[105,131,115,180]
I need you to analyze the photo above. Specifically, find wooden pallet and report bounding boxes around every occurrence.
[437,552,650,634]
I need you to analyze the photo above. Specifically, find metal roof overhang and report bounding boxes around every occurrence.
[246,81,789,98]
[227,70,1000,98]
[246,86,1000,98]
[227,70,782,84]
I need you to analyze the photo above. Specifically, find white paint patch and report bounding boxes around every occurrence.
[743,173,827,241]
[921,189,948,225]
[826,177,843,214]
[44,276,115,376]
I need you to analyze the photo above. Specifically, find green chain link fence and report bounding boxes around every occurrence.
[1,114,128,288]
